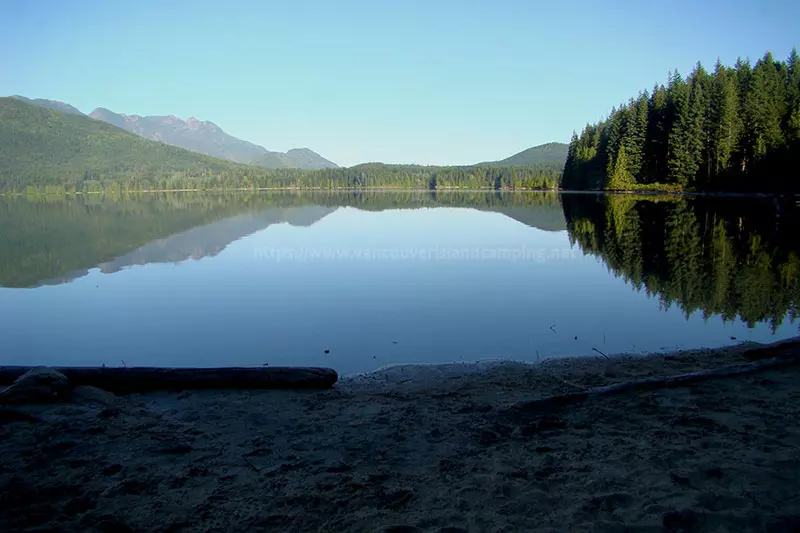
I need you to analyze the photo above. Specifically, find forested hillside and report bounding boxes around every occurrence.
[562,50,800,193]
[479,142,568,167]
[11,95,84,115]
[0,97,265,191]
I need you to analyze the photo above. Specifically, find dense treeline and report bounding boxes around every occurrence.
[562,50,800,192]
[206,163,560,191]
[4,163,560,195]
[563,194,800,328]
[0,97,560,193]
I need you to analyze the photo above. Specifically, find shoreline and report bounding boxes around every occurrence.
[337,336,800,393]
[2,338,800,532]
[2,188,798,199]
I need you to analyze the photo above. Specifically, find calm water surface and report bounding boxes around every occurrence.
[1,191,797,375]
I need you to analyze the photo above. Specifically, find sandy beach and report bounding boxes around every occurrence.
[2,339,800,532]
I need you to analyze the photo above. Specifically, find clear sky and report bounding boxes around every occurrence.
[1,0,798,167]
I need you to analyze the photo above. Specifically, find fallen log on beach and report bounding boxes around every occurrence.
[0,366,338,393]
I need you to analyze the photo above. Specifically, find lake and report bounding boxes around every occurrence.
[0,191,797,375]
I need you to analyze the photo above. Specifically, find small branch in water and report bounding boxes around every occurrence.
[592,348,610,360]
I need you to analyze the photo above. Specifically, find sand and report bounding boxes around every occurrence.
[2,339,800,532]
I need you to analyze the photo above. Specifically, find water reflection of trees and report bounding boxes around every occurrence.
[563,194,800,330]
[0,191,565,288]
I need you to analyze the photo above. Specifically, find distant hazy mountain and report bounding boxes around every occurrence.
[88,107,337,170]
[478,142,569,167]
[253,148,339,170]
[11,95,84,116]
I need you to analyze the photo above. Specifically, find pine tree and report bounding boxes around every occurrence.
[604,107,624,181]
[687,64,710,189]
[748,52,786,160]
[667,72,694,186]
[708,61,741,184]
[623,93,649,181]
[608,144,633,190]
[646,84,669,183]
[785,48,800,145]
[562,131,579,189]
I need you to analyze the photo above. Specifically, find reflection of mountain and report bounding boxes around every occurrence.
[97,207,334,274]
[562,193,800,329]
[0,191,566,288]
[490,207,564,232]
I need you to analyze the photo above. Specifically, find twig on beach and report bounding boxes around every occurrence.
[553,375,584,390]
[592,347,610,360]
[242,454,260,472]
[506,348,800,416]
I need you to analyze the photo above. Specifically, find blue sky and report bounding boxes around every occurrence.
[1,0,798,167]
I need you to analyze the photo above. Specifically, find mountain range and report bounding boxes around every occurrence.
[11,96,337,170]
[11,95,567,171]
[1,95,567,192]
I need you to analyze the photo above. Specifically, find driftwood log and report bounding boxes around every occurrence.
[508,340,800,416]
[0,366,338,393]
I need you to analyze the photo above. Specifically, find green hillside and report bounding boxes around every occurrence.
[0,97,261,191]
[479,142,569,167]
[11,95,84,115]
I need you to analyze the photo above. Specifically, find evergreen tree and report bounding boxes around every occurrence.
[646,84,669,183]
[709,60,741,183]
[562,131,579,188]
[623,93,649,181]
[747,53,786,161]
[686,64,710,189]
[607,144,633,190]
[784,48,800,168]
[667,72,696,186]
